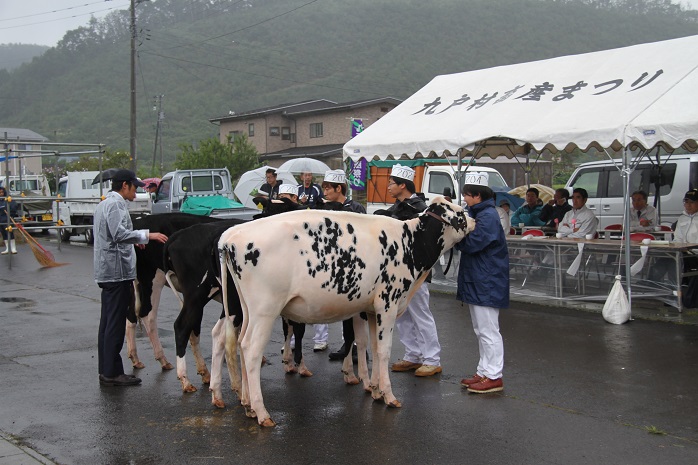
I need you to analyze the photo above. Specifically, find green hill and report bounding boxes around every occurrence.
[0,44,49,71]
[0,0,696,172]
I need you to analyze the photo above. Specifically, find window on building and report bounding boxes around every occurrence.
[270,127,280,136]
[281,127,291,140]
[228,131,241,142]
[248,123,255,137]
[310,122,323,138]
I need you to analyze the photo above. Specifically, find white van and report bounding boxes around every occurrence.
[564,154,698,229]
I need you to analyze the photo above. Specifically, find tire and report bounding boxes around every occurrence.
[59,229,72,242]
[85,227,94,245]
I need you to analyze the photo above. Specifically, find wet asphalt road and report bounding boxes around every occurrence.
[0,237,697,465]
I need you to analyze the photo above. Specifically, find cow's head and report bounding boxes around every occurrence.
[423,196,474,235]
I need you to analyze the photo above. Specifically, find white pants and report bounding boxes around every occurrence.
[468,304,504,380]
[396,283,441,366]
[313,324,328,344]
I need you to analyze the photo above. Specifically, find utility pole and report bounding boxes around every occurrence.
[151,95,164,175]
[130,0,137,172]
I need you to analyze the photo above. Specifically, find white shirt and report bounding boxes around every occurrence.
[558,205,598,238]
[673,211,698,243]
[495,206,511,235]
[629,204,657,232]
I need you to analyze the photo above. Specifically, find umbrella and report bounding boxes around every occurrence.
[233,166,298,209]
[278,157,331,176]
[91,168,120,185]
[141,177,161,189]
[508,184,556,204]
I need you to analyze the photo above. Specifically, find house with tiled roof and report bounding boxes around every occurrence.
[0,128,48,177]
[209,98,401,168]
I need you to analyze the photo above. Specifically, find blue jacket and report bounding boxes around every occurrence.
[511,201,545,227]
[455,198,509,309]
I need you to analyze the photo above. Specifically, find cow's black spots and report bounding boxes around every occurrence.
[244,242,260,267]
[293,234,299,240]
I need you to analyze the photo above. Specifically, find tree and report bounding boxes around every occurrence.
[175,135,260,181]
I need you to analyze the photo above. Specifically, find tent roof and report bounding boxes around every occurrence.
[344,35,698,161]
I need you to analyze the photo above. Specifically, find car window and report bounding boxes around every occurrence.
[569,168,601,197]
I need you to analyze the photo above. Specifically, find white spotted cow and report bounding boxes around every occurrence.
[212,196,473,426]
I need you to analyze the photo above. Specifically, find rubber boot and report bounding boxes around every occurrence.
[10,239,17,254]
[1,241,8,255]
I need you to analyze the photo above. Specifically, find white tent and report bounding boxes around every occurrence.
[343,35,698,314]
[344,35,698,161]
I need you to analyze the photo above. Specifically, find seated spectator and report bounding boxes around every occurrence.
[511,187,545,227]
[557,188,598,238]
[629,190,657,232]
[540,188,572,231]
[499,200,513,218]
[494,194,511,235]
[647,189,698,307]
[258,168,282,199]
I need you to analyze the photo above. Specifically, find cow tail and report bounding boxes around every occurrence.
[220,246,231,319]
[162,237,183,305]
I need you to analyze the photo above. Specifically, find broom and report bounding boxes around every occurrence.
[10,218,67,268]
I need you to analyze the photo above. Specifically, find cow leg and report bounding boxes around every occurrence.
[209,317,228,408]
[126,281,145,369]
[292,322,312,377]
[281,319,297,374]
[190,332,211,385]
[341,317,359,385]
[240,314,276,427]
[140,270,174,370]
[354,315,371,391]
[224,315,241,395]
[374,309,400,408]
[367,313,381,398]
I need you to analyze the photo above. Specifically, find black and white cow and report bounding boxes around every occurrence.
[213,196,473,426]
[128,213,219,369]
[162,198,315,393]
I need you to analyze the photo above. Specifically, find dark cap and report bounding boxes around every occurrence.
[684,189,698,202]
[112,169,145,187]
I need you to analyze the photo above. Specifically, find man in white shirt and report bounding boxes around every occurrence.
[557,188,598,239]
[629,190,657,232]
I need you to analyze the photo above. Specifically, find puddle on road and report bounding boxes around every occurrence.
[0,296,36,310]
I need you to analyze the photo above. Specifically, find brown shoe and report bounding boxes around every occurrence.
[460,374,484,387]
[415,365,442,377]
[467,377,503,393]
[391,360,423,372]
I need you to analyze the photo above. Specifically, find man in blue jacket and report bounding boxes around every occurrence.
[511,187,545,227]
[456,182,509,393]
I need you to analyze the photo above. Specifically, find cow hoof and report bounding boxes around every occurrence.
[183,384,197,393]
[284,365,298,374]
[363,386,372,393]
[244,405,256,418]
[212,397,225,409]
[344,375,360,385]
[259,418,276,427]
[161,362,174,371]
[299,368,313,377]
[387,399,402,408]
[201,373,211,384]
[132,361,145,369]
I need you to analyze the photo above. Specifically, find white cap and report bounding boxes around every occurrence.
[464,171,489,186]
[391,164,415,182]
[323,169,346,184]
[279,183,298,196]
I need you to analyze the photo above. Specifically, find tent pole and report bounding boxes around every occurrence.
[456,148,463,203]
[623,146,633,313]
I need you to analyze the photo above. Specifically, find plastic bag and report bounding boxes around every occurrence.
[602,275,631,324]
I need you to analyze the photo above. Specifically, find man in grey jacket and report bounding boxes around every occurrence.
[94,169,167,387]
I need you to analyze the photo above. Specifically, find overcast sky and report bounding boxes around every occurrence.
[1,0,698,47]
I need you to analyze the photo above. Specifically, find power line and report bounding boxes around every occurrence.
[0,2,131,31]
[0,1,124,22]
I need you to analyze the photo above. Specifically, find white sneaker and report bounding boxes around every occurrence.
[313,342,328,352]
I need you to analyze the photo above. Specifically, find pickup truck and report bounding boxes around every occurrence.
[365,160,510,214]
[53,171,150,243]
[151,168,258,220]
[0,174,54,230]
